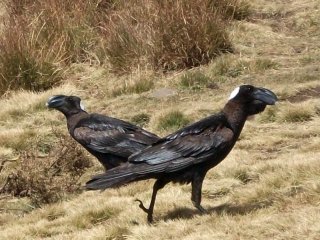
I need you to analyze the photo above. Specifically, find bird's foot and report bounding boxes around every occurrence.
[196,205,208,214]
[192,201,208,214]
[134,199,149,213]
[147,214,153,223]
[134,199,154,223]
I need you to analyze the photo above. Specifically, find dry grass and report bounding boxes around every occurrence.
[0,0,104,94]
[279,102,315,123]
[1,129,92,206]
[103,0,234,73]
[0,0,320,239]
[111,77,155,97]
[0,0,245,94]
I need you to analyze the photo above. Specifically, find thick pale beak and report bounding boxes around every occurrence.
[46,95,67,108]
[252,87,278,105]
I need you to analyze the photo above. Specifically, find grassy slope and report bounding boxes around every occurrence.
[0,0,320,239]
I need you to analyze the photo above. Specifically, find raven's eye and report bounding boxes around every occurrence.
[246,85,254,92]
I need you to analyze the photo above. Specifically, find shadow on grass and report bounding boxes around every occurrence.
[162,201,271,221]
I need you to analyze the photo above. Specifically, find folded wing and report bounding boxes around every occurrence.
[73,114,160,157]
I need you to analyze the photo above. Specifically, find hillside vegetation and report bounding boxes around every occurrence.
[0,0,248,94]
[0,0,320,239]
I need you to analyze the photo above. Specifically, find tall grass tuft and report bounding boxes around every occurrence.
[98,0,234,73]
[0,0,247,94]
[0,22,63,94]
[0,0,101,95]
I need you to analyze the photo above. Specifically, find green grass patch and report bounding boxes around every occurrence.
[210,56,250,79]
[180,71,214,90]
[210,56,278,80]
[157,110,191,131]
[112,78,154,97]
[131,113,151,127]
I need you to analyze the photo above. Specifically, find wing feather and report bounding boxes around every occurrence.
[72,114,159,156]
[129,114,233,172]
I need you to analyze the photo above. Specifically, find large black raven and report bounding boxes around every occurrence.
[86,85,278,222]
[47,95,160,170]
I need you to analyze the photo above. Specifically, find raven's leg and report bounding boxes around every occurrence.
[136,179,166,223]
[191,172,207,213]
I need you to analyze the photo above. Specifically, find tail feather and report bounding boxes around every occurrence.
[86,162,168,190]
[86,167,139,190]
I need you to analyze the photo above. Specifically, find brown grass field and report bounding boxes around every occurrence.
[0,0,320,239]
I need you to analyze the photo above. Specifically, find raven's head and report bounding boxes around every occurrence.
[46,95,85,117]
[228,85,278,115]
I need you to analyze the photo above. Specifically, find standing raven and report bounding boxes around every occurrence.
[47,95,160,170]
[86,85,278,222]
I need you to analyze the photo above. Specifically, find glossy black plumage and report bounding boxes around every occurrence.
[86,85,278,222]
[47,95,160,170]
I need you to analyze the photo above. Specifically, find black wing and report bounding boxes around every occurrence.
[73,114,160,157]
[128,113,234,173]
[86,113,234,189]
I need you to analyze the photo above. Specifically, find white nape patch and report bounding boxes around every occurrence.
[80,101,85,111]
[228,86,240,100]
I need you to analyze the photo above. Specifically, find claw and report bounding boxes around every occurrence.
[134,199,149,213]
[134,199,154,223]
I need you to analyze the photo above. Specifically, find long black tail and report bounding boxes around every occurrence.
[86,165,141,190]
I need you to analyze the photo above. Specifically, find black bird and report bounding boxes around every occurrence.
[47,95,160,170]
[86,85,278,222]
